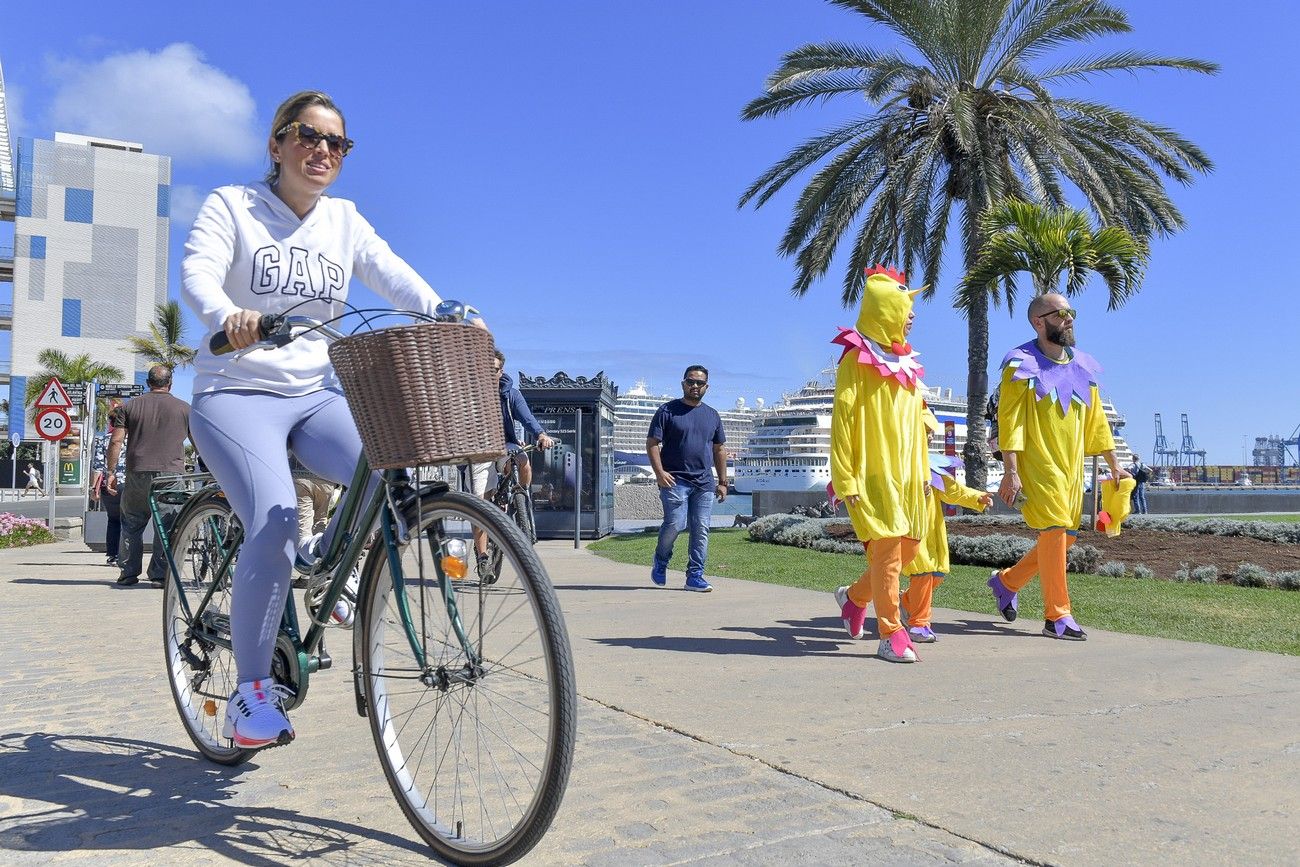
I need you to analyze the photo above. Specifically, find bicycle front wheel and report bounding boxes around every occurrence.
[360,489,575,866]
[162,493,250,765]
[510,489,536,544]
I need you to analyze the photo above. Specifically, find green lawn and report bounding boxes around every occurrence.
[590,529,1300,655]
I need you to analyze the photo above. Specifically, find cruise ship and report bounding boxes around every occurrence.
[733,371,1134,493]
[613,380,759,473]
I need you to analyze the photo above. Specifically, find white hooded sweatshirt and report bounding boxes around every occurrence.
[181,182,442,396]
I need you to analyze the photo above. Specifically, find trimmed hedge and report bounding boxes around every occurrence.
[948,513,1300,545]
[748,513,1299,589]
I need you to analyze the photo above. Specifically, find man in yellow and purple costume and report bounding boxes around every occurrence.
[829,265,929,663]
[991,293,1130,641]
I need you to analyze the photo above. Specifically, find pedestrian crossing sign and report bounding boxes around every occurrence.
[34,377,74,409]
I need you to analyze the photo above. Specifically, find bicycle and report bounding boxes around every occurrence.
[154,310,576,866]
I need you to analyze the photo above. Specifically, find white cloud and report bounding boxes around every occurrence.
[168,183,206,228]
[46,43,259,166]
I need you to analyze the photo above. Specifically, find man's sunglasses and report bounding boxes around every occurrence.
[1036,308,1077,322]
[276,121,355,158]
[683,379,708,388]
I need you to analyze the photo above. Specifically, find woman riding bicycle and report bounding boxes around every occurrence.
[181,91,453,750]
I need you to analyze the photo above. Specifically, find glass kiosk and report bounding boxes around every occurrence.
[517,371,616,541]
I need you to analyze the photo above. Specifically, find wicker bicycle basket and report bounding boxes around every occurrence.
[328,322,506,469]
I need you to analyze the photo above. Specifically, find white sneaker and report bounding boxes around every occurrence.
[331,565,361,628]
[222,679,295,749]
[877,630,919,663]
[833,585,849,610]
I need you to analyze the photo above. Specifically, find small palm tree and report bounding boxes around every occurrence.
[128,300,197,370]
[24,349,126,424]
[960,199,1149,312]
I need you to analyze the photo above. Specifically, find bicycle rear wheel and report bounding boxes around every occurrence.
[360,489,575,866]
[162,493,251,765]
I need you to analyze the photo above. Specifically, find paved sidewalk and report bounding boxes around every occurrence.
[0,540,1296,865]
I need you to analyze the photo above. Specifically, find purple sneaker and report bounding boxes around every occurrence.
[987,572,1018,622]
[907,624,937,643]
[1043,615,1087,641]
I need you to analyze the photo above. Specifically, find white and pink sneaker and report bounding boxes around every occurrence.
[223,679,295,749]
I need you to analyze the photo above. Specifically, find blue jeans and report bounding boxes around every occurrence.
[1131,482,1148,514]
[653,481,714,581]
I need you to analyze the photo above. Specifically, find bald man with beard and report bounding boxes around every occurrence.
[990,293,1130,641]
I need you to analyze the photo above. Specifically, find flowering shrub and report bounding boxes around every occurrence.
[0,513,55,548]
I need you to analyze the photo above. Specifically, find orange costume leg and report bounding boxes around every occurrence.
[901,573,940,627]
[855,538,919,638]
[846,541,873,610]
[998,529,1077,619]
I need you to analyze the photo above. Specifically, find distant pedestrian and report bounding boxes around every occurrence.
[23,463,43,498]
[90,403,128,567]
[647,365,727,592]
[1129,458,1151,514]
[106,365,191,586]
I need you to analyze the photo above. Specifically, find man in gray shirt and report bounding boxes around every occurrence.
[106,365,191,586]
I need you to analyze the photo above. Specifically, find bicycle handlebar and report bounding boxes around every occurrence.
[209,300,477,357]
[209,314,283,355]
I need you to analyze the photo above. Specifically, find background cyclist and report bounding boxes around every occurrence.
[468,348,554,572]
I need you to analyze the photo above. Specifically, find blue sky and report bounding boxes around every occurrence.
[2,0,1296,464]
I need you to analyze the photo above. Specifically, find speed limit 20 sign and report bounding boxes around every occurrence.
[35,408,71,442]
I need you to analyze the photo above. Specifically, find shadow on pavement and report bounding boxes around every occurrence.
[593,616,880,658]
[555,584,663,592]
[0,732,432,865]
[12,578,123,587]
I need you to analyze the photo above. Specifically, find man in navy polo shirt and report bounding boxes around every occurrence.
[646,365,728,592]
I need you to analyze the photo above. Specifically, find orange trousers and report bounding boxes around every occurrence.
[998,528,1078,621]
[900,573,943,627]
[846,537,919,639]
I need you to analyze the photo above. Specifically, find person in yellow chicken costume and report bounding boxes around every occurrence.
[900,446,993,642]
[829,265,929,663]
[834,416,992,644]
[991,293,1130,641]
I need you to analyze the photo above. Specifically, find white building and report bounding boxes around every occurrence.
[5,129,170,436]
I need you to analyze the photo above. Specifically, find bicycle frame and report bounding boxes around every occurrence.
[153,457,482,713]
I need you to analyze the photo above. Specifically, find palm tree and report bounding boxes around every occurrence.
[128,300,197,370]
[960,198,1148,311]
[24,349,126,424]
[739,0,1215,487]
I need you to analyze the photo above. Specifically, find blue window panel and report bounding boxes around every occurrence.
[9,377,26,437]
[29,236,47,259]
[64,187,94,223]
[62,299,82,337]
[134,369,149,388]
[156,184,171,218]
[16,139,33,217]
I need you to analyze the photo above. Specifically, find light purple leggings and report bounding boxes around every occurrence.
[189,388,379,683]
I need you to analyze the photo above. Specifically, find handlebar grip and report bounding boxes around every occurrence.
[209,314,281,356]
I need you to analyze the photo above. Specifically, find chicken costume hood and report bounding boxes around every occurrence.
[829,265,930,543]
[831,265,926,389]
